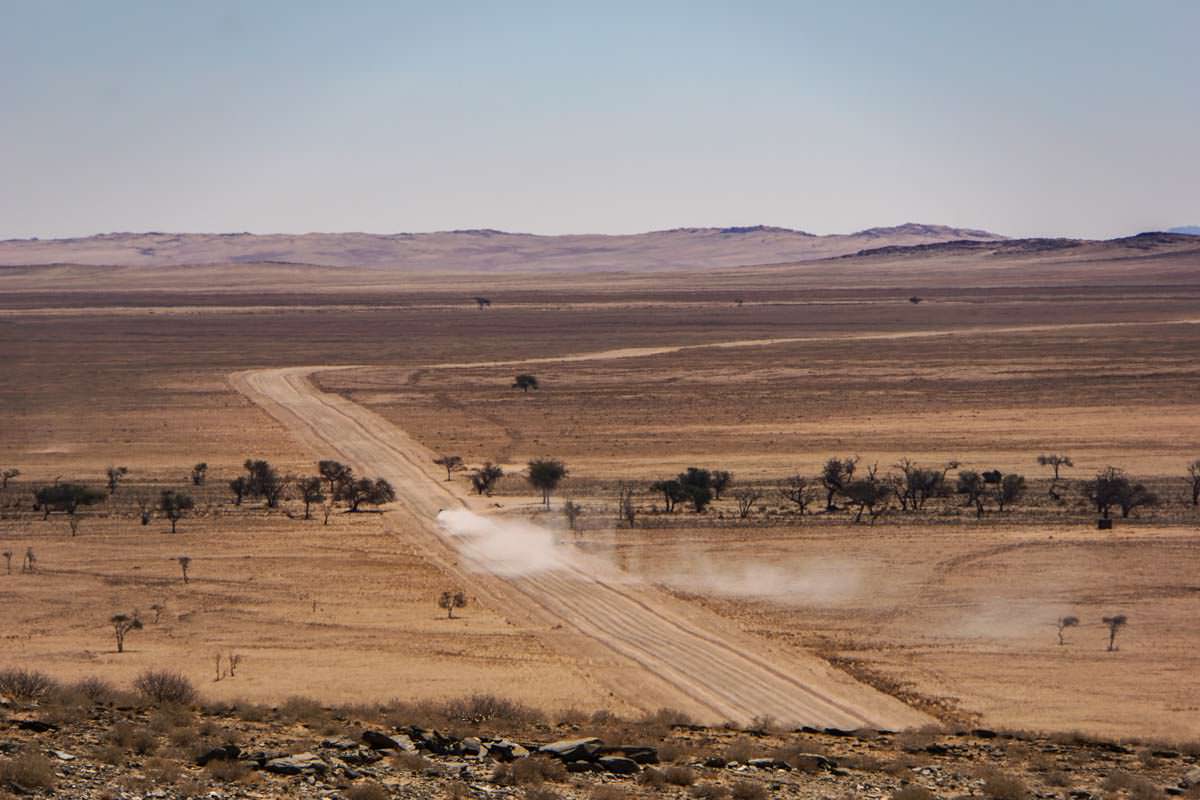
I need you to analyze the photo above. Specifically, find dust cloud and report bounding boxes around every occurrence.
[436,509,571,577]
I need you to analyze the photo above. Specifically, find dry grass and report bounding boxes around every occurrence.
[978,767,1029,800]
[0,668,58,702]
[0,752,57,792]
[492,756,568,787]
[345,784,390,800]
[664,766,697,787]
[134,670,197,706]
[891,787,935,800]
[729,780,767,800]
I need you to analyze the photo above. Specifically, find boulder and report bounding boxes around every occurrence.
[458,737,483,757]
[362,730,416,751]
[16,719,56,733]
[1181,767,1200,788]
[263,752,328,775]
[407,727,458,755]
[703,756,728,769]
[748,758,792,771]
[195,744,241,766]
[486,740,530,761]
[539,737,602,763]
[598,756,641,775]
[596,745,658,765]
[784,753,835,772]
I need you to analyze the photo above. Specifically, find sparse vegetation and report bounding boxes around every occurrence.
[1,467,20,488]
[821,456,859,510]
[438,589,468,618]
[528,458,568,507]
[472,462,504,495]
[513,373,539,393]
[134,669,198,705]
[295,476,325,519]
[111,612,143,653]
[338,476,396,511]
[434,454,466,480]
[159,489,195,532]
[105,464,128,495]
[1102,613,1128,651]
[190,462,208,486]
[1055,615,1079,646]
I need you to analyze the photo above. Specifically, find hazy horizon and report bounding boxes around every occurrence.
[4,2,1197,241]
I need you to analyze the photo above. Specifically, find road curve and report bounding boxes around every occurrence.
[231,366,932,729]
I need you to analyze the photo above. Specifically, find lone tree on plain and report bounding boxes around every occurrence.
[295,477,325,520]
[190,463,208,486]
[678,467,715,513]
[821,456,859,511]
[159,490,195,533]
[177,556,191,584]
[22,547,37,573]
[111,612,143,653]
[731,487,763,519]
[105,465,128,495]
[474,297,491,310]
[434,455,465,481]
[776,474,814,516]
[710,470,732,500]
[1102,614,1127,651]
[471,462,504,496]
[438,590,467,618]
[1189,460,1200,507]
[35,483,105,520]
[319,459,353,499]
[228,476,250,506]
[512,374,539,393]
[527,458,568,508]
[0,468,19,489]
[1055,615,1079,646]
[1037,454,1074,481]
[617,483,637,528]
[337,477,396,511]
[2,549,12,574]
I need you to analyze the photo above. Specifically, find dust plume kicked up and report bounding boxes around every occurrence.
[436,509,570,577]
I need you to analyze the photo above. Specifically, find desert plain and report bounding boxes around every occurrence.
[3,231,1200,744]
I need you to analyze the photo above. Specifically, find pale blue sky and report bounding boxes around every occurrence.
[3,1,1197,239]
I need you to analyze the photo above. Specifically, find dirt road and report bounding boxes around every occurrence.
[232,366,930,729]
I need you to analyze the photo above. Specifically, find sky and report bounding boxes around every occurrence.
[3,1,1197,240]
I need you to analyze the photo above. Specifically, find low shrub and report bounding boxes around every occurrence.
[690,784,731,800]
[0,752,57,791]
[393,752,430,773]
[525,787,561,800]
[979,767,1029,800]
[591,785,629,800]
[443,693,544,725]
[892,786,935,800]
[493,756,567,786]
[0,668,58,702]
[134,670,197,706]
[664,765,696,787]
[730,780,767,800]
[278,695,326,724]
[345,783,390,800]
[637,767,667,789]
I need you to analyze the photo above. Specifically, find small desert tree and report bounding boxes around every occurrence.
[777,474,814,515]
[821,456,859,511]
[843,478,892,523]
[228,476,250,506]
[731,487,763,519]
[2,549,12,574]
[679,467,714,513]
[1037,454,1074,481]
[295,477,324,520]
[563,499,582,531]
[318,459,353,499]
[1189,460,1200,507]
[1102,614,1127,651]
[710,470,732,500]
[650,478,687,513]
[1084,467,1130,520]
[190,463,208,486]
[338,477,396,512]
[243,459,289,508]
[527,459,568,508]
[434,455,465,481]
[159,490,195,533]
[995,474,1027,512]
[471,462,504,496]
[177,555,191,583]
[105,465,128,495]
[894,459,957,511]
[956,470,988,517]
[111,612,143,653]
[474,296,491,310]
[512,374,539,393]
[1055,615,1079,646]
[22,547,37,573]
[35,483,105,520]
[438,590,467,618]
[0,468,19,489]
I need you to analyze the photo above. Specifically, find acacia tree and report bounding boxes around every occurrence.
[35,483,105,520]
[159,490,195,533]
[843,478,892,524]
[777,474,814,515]
[678,467,714,513]
[512,374,539,393]
[1102,614,1127,651]
[527,459,568,508]
[439,590,467,618]
[731,487,762,519]
[433,455,465,481]
[2,549,12,574]
[190,463,208,486]
[1055,615,1079,646]
[710,470,732,500]
[1082,467,1155,520]
[474,297,491,310]
[471,463,504,496]
[995,474,1027,512]
[243,459,289,508]
[650,478,687,513]
[338,477,396,511]
[563,500,582,531]
[295,477,325,520]
[111,612,143,653]
[0,468,19,489]
[617,483,637,528]
[1189,460,1200,507]
[228,476,250,505]
[956,470,988,517]
[894,459,957,511]
[821,456,859,511]
[319,460,353,499]
[177,555,191,583]
[105,466,128,495]
[1037,454,1074,481]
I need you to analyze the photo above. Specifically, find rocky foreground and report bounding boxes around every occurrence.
[2,687,1199,800]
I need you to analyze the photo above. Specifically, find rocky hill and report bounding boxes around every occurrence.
[0,224,1004,272]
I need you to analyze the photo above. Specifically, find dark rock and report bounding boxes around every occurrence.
[339,748,383,766]
[485,739,530,761]
[703,756,728,768]
[567,761,600,773]
[457,737,483,757]
[539,737,602,763]
[362,730,416,751]
[598,756,641,775]
[925,744,951,755]
[748,758,791,771]
[972,729,997,739]
[406,727,458,755]
[823,727,854,737]
[1151,750,1180,759]
[195,744,241,766]
[16,720,56,733]
[1166,788,1183,797]
[785,753,835,772]
[263,753,328,775]
[320,737,357,751]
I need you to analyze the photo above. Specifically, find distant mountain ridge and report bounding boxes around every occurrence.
[1167,226,1200,236]
[0,223,1004,272]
